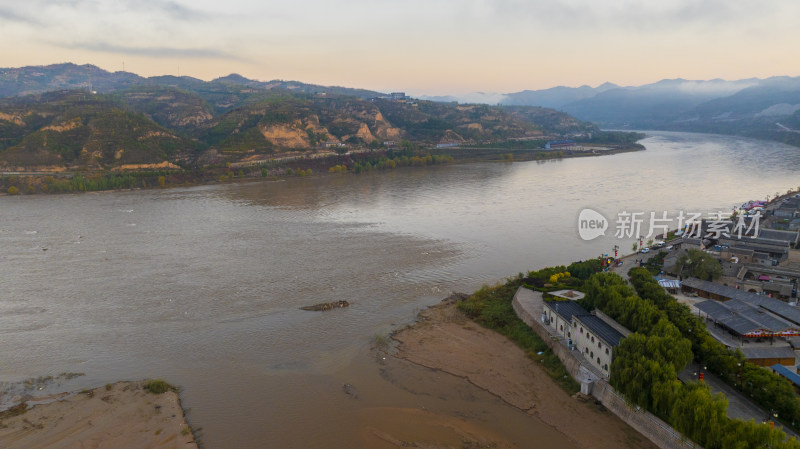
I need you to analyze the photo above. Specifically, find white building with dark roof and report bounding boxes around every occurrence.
[572,313,628,377]
[542,300,588,343]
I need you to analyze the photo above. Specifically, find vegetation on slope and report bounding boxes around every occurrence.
[0,66,644,190]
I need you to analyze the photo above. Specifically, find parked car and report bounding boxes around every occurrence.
[640,248,650,253]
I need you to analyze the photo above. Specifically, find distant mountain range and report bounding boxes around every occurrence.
[435,77,800,147]
[0,63,384,101]
[0,63,606,170]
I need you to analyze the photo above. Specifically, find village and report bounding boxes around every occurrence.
[659,194,800,374]
[508,191,800,447]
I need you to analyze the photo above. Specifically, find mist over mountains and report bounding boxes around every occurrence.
[3,62,798,173]
[429,77,800,147]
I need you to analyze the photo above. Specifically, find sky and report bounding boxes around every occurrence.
[2,0,800,96]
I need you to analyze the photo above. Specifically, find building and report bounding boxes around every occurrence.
[740,347,796,367]
[573,314,626,376]
[682,277,793,302]
[542,300,588,342]
[735,266,800,299]
[541,298,630,377]
[719,236,791,264]
[691,279,800,338]
[756,229,800,248]
[389,92,406,100]
[658,279,681,294]
[720,247,755,264]
[774,205,798,219]
[772,364,800,388]
[694,298,800,340]
[544,140,576,150]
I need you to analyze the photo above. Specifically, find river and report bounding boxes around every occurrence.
[1,131,799,447]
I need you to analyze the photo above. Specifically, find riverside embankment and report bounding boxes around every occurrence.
[513,287,695,449]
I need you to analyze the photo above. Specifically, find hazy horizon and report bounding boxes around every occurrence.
[5,61,793,100]
[2,0,799,97]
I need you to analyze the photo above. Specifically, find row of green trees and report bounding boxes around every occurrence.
[42,171,177,193]
[343,153,455,174]
[628,268,800,432]
[580,269,800,448]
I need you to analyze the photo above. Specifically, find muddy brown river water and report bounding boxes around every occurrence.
[2,131,800,447]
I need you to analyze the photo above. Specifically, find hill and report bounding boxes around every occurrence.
[0,64,636,172]
[0,91,197,169]
[493,77,800,146]
[194,92,599,157]
[502,82,619,109]
[0,63,382,105]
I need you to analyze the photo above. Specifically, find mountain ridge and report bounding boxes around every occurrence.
[440,76,800,147]
[0,64,624,172]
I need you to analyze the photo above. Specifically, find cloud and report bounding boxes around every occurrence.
[7,0,241,59]
[2,0,215,32]
[676,80,759,95]
[0,5,41,25]
[57,41,246,61]
[454,0,795,33]
[129,0,212,21]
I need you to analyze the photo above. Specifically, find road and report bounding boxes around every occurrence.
[678,362,798,437]
[609,248,799,437]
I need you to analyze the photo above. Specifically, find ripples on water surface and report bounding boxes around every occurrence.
[2,131,800,447]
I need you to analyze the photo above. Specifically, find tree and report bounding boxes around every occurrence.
[7,186,18,195]
[676,249,722,281]
[567,259,602,280]
[632,242,639,252]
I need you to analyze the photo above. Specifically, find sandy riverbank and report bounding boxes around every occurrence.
[0,300,656,449]
[0,381,197,449]
[389,297,657,449]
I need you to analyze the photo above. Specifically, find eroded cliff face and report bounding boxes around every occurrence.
[372,111,402,140]
[356,122,376,142]
[0,82,601,170]
[258,116,336,149]
[175,111,213,128]
[0,112,25,126]
[40,118,81,132]
[259,123,310,149]
[440,129,466,144]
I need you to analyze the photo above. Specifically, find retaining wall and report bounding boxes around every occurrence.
[513,288,699,449]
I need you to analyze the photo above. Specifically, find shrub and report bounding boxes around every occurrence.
[144,379,172,394]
